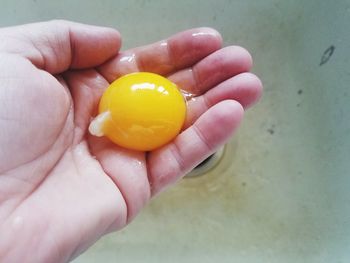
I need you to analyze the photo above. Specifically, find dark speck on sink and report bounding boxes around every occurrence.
[320,45,335,66]
[267,124,275,135]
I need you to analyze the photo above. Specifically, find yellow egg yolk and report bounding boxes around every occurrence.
[89,72,187,151]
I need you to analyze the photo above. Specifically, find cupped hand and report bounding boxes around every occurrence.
[0,20,262,263]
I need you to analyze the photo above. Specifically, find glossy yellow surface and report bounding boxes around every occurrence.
[98,72,186,151]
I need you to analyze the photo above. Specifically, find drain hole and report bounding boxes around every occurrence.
[185,146,225,177]
[194,154,215,169]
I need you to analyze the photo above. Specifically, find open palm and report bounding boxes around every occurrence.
[0,21,262,263]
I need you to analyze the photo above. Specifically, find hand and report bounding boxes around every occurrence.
[0,20,262,262]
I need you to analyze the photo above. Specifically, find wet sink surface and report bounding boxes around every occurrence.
[1,1,349,262]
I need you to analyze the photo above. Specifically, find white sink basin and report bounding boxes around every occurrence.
[1,0,349,262]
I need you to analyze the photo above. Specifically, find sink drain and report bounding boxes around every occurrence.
[185,146,225,177]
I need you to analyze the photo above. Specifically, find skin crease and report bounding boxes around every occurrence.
[0,20,262,263]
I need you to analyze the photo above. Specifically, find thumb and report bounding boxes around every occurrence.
[0,20,121,74]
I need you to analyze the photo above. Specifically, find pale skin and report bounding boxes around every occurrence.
[0,20,262,262]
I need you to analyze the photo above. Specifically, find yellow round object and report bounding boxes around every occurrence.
[97,72,186,151]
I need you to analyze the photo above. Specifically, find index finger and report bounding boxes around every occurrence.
[98,27,222,82]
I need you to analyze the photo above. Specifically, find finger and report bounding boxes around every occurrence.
[148,100,244,196]
[0,20,121,74]
[88,136,150,223]
[168,46,253,95]
[184,72,263,128]
[98,27,222,82]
